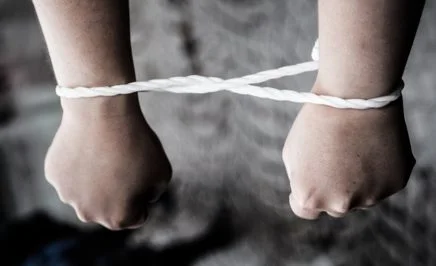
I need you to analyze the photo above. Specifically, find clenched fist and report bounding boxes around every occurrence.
[45,95,172,230]
[283,97,415,219]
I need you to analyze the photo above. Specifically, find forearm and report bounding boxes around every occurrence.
[33,0,135,88]
[314,0,425,98]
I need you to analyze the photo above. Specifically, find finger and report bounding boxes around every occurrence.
[361,197,377,208]
[99,216,147,231]
[57,193,69,204]
[325,210,347,218]
[353,207,370,211]
[45,176,56,188]
[101,207,149,231]
[289,194,321,220]
[126,215,148,230]
[67,201,92,223]
[72,206,91,223]
[351,206,372,211]
[350,201,376,211]
[323,199,354,217]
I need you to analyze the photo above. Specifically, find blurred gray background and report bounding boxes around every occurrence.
[0,0,435,265]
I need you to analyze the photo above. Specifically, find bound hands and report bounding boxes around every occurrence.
[45,85,416,229]
[282,85,415,219]
[44,94,172,230]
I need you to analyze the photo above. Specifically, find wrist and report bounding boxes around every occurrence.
[312,75,401,100]
[61,93,142,120]
[300,92,404,127]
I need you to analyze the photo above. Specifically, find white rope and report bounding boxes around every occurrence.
[56,41,403,110]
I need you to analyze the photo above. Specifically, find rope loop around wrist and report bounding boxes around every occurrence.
[56,40,403,110]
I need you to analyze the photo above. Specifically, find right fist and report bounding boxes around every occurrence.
[45,94,172,230]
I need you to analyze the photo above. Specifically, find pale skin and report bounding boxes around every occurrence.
[33,0,172,230]
[32,0,424,229]
[285,0,424,218]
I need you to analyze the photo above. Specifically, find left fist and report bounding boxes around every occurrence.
[282,99,415,219]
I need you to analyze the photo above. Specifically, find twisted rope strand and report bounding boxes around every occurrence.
[56,41,403,110]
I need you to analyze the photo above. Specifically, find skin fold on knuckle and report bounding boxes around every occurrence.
[329,197,352,214]
[361,197,377,208]
[106,211,145,231]
[326,211,346,218]
[289,194,320,220]
[100,216,126,231]
[53,185,74,205]
[57,192,69,204]
[76,210,92,223]
[290,203,319,220]
[44,170,60,189]
[294,189,320,211]
[70,202,93,223]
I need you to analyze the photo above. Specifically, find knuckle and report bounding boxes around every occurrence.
[295,213,319,220]
[294,189,320,210]
[44,174,57,188]
[301,199,318,210]
[105,224,123,231]
[57,190,75,205]
[289,194,320,220]
[76,210,92,223]
[99,205,148,231]
[71,203,93,223]
[330,198,352,213]
[107,214,138,231]
[281,149,288,162]
[362,198,377,207]
[326,211,346,218]
[296,195,319,210]
[44,160,58,184]
[290,203,319,220]
[57,193,69,204]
